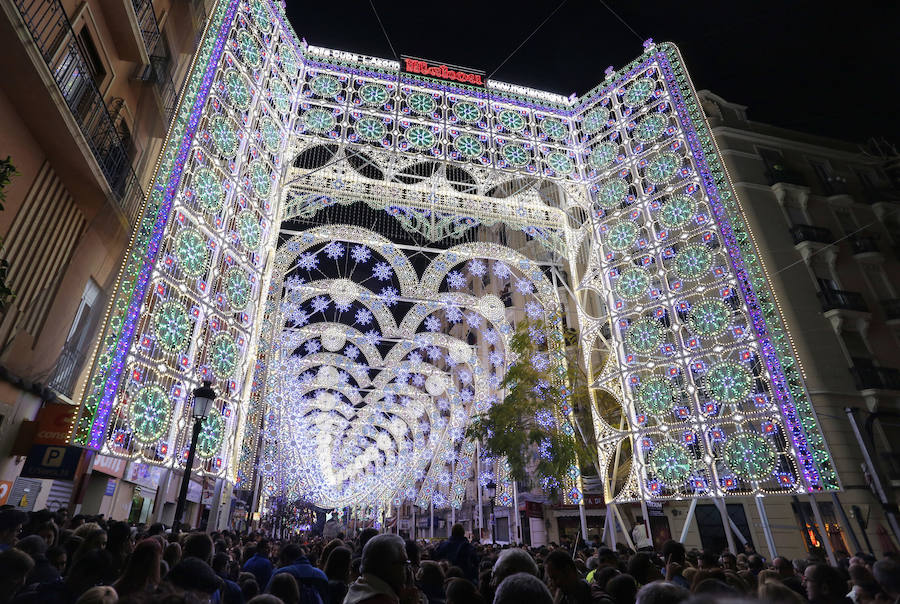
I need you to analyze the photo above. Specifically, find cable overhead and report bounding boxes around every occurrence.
[368,0,399,61]
[487,0,569,80]
[597,0,644,42]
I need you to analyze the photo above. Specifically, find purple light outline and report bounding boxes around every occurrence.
[88,0,241,448]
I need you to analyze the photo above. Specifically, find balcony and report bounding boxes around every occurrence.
[45,340,87,398]
[765,167,807,187]
[851,364,900,392]
[11,0,144,225]
[851,235,881,256]
[790,224,834,245]
[128,0,178,125]
[882,299,900,322]
[818,288,869,313]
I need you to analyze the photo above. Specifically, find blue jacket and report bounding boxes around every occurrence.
[267,556,328,602]
[243,554,274,590]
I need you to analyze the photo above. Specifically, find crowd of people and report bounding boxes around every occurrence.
[1,506,899,604]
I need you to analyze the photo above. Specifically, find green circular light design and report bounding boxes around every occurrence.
[405,125,436,150]
[546,151,574,175]
[359,83,389,106]
[249,0,271,30]
[248,161,271,197]
[634,113,667,142]
[623,77,655,107]
[193,168,223,213]
[310,74,341,98]
[615,267,649,300]
[723,433,776,481]
[589,142,617,170]
[646,151,681,184]
[130,385,171,444]
[154,300,191,352]
[659,195,696,229]
[210,333,238,378]
[595,179,628,209]
[259,117,282,152]
[236,210,261,249]
[498,110,526,132]
[237,31,261,69]
[706,361,754,403]
[648,442,691,485]
[636,376,675,416]
[302,108,335,133]
[270,79,290,113]
[408,92,436,115]
[454,134,483,159]
[625,318,663,354]
[606,221,638,251]
[209,115,239,157]
[223,267,251,310]
[174,228,208,277]
[453,101,481,123]
[688,299,731,337]
[582,107,609,134]
[502,144,530,166]
[223,69,251,111]
[674,244,713,280]
[280,46,298,75]
[196,408,225,459]
[541,118,568,141]
[356,117,386,141]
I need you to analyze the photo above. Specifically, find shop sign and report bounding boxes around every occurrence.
[21,444,84,480]
[105,478,117,496]
[401,57,485,87]
[34,403,77,445]
[93,454,127,478]
[126,462,164,490]
[0,480,12,505]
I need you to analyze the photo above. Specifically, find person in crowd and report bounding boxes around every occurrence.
[113,538,161,598]
[244,539,275,591]
[344,534,422,604]
[433,524,477,581]
[605,573,638,604]
[445,577,484,604]
[494,572,553,604]
[0,548,34,604]
[416,561,445,604]
[0,509,27,552]
[803,563,851,604]
[213,551,245,604]
[323,545,352,604]
[73,586,117,604]
[268,573,300,604]
[634,581,689,604]
[544,549,595,604]
[630,518,652,551]
[872,559,900,602]
[268,543,328,603]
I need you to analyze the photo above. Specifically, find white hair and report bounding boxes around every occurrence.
[636,581,691,604]
[493,572,552,604]
[492,548,539,586]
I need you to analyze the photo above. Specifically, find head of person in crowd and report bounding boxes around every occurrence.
[358,527,379,553]
[635,580,690,604]
[325,545,353,582]
[803,563,850,604]
[492,547,540,588]
[114,538,162,597]
[545,549,588,593]
[606,573,639,604]
[183,532,214,564]
[277,542,304,567]
[628,552,664,585]
[74,586,118,604]
[0,548,34,600]
[758,581,807,604]
[445,577,484,604]
[494,572,553,604]
[0,509,27,549]
[167,556,222,599]
[697,551,720,569]
[268,573,300,604]
[358,534,410,596]
[719,551,737,571]
[873,559,900,601]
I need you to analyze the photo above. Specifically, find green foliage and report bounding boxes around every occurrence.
[465,319,597,496]
[0,156,17,310]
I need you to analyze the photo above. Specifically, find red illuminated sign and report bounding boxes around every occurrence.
[402,57,485,87]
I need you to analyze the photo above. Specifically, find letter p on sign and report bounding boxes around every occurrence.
[42,447,65,467]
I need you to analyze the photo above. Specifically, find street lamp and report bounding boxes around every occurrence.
[486,480,496,545]
[173,380,216,533]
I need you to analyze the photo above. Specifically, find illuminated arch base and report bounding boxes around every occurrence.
[71,0,838,518]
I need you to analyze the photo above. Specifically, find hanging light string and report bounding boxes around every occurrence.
[487,0,569,80]
[368,0,399,62]
[597,0,644,43]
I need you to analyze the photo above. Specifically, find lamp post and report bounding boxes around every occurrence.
[173,380,216,533]
[486,480,496,544]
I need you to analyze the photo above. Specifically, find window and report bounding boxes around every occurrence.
[76,27,106,84]
[694,503,754,554]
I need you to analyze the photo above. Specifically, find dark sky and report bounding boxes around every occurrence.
[285,1,899,146]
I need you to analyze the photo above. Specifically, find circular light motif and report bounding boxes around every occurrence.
[248,161,271,197]
[623,77,655,107]
[646,152,681,184]
[582,107,609,134]
[478,294,506,321]
[193,168,223,213]
[688,299,730,337]
[634,113,667,142]
[130,385,171,444]
[270,79,290,113]
[210,332,238,378]
[589,142,617,170]
[328,279,357,306]
[223,69,251,110]
[356,117,386,141]
[636,376,675,416]
[238,31,261,68]
[706,361,753,403]
[317,365,339,387]
[502,144,529,167]
[648,442,691,485]
[606,221,638,251]
[303,108,336,133]
[674,244,713,280]
[546,151,574,175]
[449,341,471,364]
[595,179,628,209]
[723,433,777,480]
[279,45,298,76]
[249,0,271,30]
[425,374,448,396]
[174,228,208,277]
[405,125,436,150]
[541,118,568,141]
[209,115,238,157]
[625,318,663,354]
[310,74,341,98]
[196,408,225,459]
[154,300,191,351]
[259,117,282,152]
[615,267,649,300]
[322,326,346,352]
[223,267,251,310]
[236,211,261,249]
[453,134,483,159]
[359,83,389,106]
[452,101,481,123]
[659,195,696,229]
[498,110,526,132]
[408,92,436,115]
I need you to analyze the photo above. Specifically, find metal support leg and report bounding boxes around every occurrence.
[714,497,737,554]
[512,480,519,544]
[611,503,636,551]
[831,493,862,554]
[679,498,698,543]
[579,501,589,542]
[809,494,837,565]
[755,497,777,559]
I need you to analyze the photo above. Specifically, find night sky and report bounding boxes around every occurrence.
[285,0,899,146]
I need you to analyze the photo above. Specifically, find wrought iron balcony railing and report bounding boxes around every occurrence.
[850,364,900,391]
[765,168,807,187]
[851,235,880,255]
[790,224,834,245]
[12,0,144,225]
[45,340,87,398]
[818,288,869,313]
[131,0,178,124]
